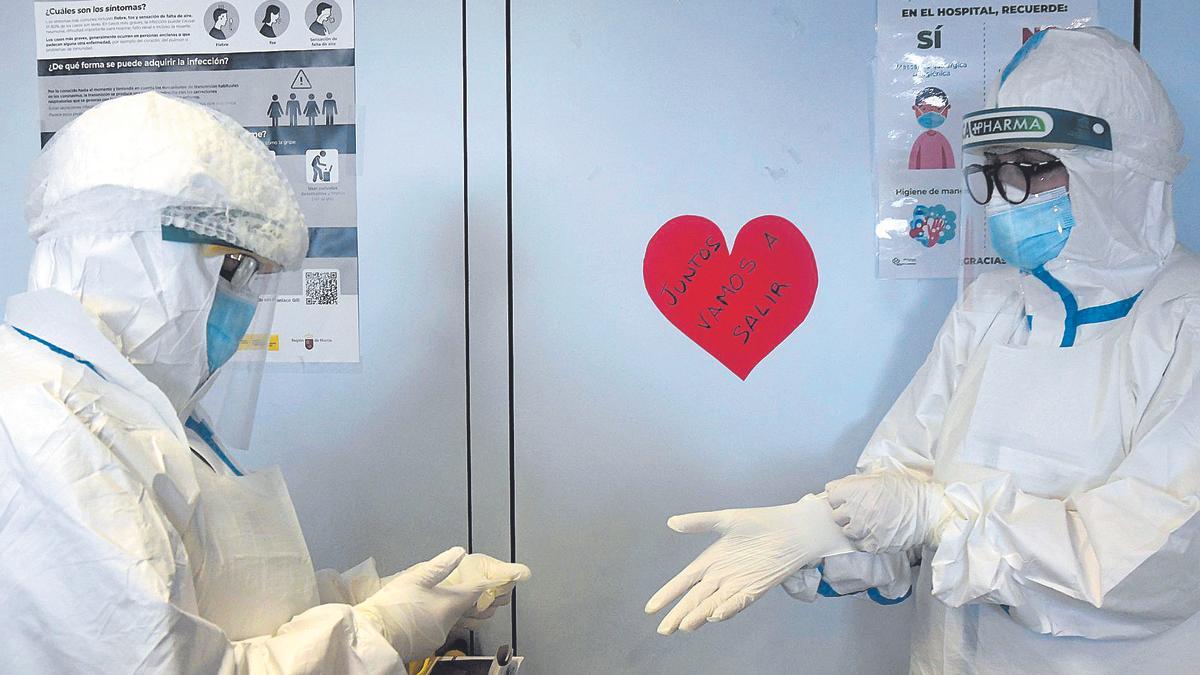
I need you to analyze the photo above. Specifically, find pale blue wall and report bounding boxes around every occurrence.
[0,2,1194,674]
[0,4,38,300]
[507,3,931,670]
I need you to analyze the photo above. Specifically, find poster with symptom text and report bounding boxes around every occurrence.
[34,0,359,362]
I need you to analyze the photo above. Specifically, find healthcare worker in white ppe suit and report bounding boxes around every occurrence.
[0,92,530,673]
[648,26,1200,673]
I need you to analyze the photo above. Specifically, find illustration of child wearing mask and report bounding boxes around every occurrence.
[908,86,955,170]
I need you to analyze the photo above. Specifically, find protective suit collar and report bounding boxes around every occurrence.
[4,288,185,441]
[1021,265,1142,348]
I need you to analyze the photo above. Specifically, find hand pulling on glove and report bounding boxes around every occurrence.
[355,547,531,661]
[645,494,853,635]
[825,469,953,554]
[440,552,531,629]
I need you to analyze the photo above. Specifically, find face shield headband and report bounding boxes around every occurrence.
[963,107,1112,155]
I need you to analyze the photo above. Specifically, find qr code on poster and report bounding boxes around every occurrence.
[304,269,339,305]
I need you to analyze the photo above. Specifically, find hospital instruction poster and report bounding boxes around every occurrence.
[874,0,1096,279]
[34,0,360,363]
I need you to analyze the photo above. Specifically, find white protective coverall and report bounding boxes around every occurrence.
[792,27,1200,673]
[0,92,526,673]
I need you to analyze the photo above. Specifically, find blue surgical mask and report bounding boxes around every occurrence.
[986,186,1075,271]
[917,111,946,129]
[206,279,258,373]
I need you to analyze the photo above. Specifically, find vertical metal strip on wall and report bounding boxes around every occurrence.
[463,0,519,656]
[504,0,519,649]
[1132,0,1141,49]
[462,0,474,560]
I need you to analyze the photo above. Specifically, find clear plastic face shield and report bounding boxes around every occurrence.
[163,222,284,453]
[966,148,1073,273]
[193,244,280,452]
[957,106,1122,325]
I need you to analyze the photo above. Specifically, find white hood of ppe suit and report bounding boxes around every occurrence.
[24,92,308,412]
[991,27,1187,311]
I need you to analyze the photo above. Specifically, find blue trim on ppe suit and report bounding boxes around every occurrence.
[186,415,244,476]
[13,325,246,477]
[815,563,913,606]
[1030,266,1141,347]
[13,326,102,376]
[1001,29,1049,87]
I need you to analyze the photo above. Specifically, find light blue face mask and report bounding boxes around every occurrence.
[986,186,1075,272]
[917,111,946,129]
[206,279,258,374]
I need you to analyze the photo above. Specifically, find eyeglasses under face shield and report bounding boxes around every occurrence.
[963,156,1068,205]
[216,250,263,290]
[960,106,1112,204]
[160,218,281,287]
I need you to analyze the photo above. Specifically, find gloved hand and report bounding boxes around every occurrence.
[439,553,531,629]
[825,469,953,554]
[645,494,853,635]
[354,547,531,662]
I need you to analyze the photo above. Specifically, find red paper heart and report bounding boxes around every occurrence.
[643,215,818,379]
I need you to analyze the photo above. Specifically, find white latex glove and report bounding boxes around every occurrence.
[354,547,530,662]
[440,553,531,629]
[645,494,853,635]
[826,469,953,554]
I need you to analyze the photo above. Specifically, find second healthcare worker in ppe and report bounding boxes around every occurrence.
[649,26,1200,672]
[0,92,530,673]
